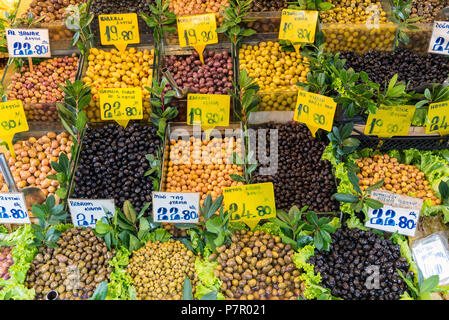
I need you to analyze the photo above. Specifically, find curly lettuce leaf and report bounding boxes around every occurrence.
[293,244,325,300]
[195,249,224,300]
[254,221,281,236]
[0,281,35,300]
[106,246,136,300]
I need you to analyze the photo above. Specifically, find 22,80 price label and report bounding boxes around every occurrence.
[0,193,30,224]
[293,90,337,137]
[279,9,318,53]
[6,29,51,58]
[98,13,140,51]
[152,192,200,223]
[427,100,449,136]
[177,13,218,63]
[223,183,276,230]
[99,87,143,128]
[364,105,415,138]
[187,94,230,130]
[0,100,29,158]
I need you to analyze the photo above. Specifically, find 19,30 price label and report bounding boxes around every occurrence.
[279,9,318,53]
[100,87,143,128]
[99,13,140,51]
[187,94,230,130]
[364,105,415,138]
[68,199,115,228]
[6,29,51,57]
[177,13,218,63]
[426,100,449,136]
[152,192,199,223]
[223,182,276,230]
[0,193,30,224]
[428,21,449,56]
[0,100,29,158]
[293,90,336,137]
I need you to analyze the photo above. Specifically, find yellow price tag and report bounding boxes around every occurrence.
[187,94,230,131]
[293,91,337,137]
[427,100,449,136]
[100,88,143,128]
[99,13,140,52]
[223,182,276,230]
[279,9,318,53]
[365,105,415,138]
[0,100,28,159]
[177,13,218,64]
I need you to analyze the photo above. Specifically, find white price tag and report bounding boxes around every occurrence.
[68,199,115,228]
[365,190,423,236]
[6,28,51,58]
[428,21,449,55]
[0,193,30,224]
[412,234,449,285]
[152,192,199,223]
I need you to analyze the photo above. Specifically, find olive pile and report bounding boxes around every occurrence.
[356,154,440,205]
[164,50,233,95]
[252,122,339,212]
[127,240,197,300]
[72,123,159,212]
[319,0,388,24]
[249,0,287,12]
[340,48,449,89]
[215,230,302,300]
[410,0,448,23]
[1,132,73,197]
[308,226,412,300]
[169,0,229,17]
[25,0,85,22]
[0,247,13,281]
[7,54,79,122]
[25,228,115,300]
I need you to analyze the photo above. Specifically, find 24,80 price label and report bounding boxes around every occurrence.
[68,199,115,228]
[428,21,449,56]
[6,29,51,58]
[99,13,140,52]
[364,105,415,138]
[223,183,276,230]
[100,87,143,128]
[152,192,199,223]
[0,193,30,224]
[279,9,318,53]
[177,13,218,63]
[293,90,337,137]
[187,94,230,130]
[427,100,449,136]
[0,100,29,158]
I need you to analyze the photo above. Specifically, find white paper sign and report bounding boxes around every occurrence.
[365,190,423,236]
[68,199,115,228]
[152,192,199,223]
[6,28,51,58]
[412,233,449,285]
[428,21,449,55]
[0,193,30,224]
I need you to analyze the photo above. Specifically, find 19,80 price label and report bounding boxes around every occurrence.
[223,183,276,230]
[293,90,336,137]
[0,100,29,158]
[99,87,143,128]
[427,100,449,136]
[279,9,318,52]
[364,105,415,138]
[99,13,140,51]
[187,94,230,130]
[0,193,30,224]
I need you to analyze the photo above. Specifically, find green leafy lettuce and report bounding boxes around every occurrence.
[194,249,224,300]
[106,246,136,300]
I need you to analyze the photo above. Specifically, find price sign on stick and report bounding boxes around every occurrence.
[177,13,218,64]
[6,29,51,57]
[224,182,276,230]
[279,9,318,53]
[428,21,449,55]
[426,100,449,136]
[187,94,230,131]
[365,189,423,237]
[0,100,29,159]
[152,192,200,223]
[68,199,115,228]
[99,13,140,52]
[0,193,30,224]
[100,87,143,128]
[365,105,415,138]
[293,90,337,137]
